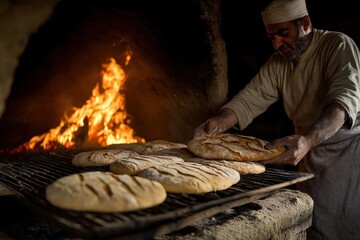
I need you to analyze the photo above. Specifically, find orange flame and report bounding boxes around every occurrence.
[25,53,144,151]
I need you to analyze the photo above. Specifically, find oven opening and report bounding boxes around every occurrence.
[0,0,229,153]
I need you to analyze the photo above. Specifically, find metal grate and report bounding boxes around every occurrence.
[0,149,314,239]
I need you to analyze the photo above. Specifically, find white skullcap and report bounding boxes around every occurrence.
[261,0,308,25]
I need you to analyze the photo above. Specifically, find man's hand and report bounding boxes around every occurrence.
[262,103,347,166]
[194,108,238,138]
[261,135,313,166]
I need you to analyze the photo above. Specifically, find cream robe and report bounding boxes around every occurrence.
[223,29,360,239]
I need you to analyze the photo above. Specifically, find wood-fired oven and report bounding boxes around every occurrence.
[0,0,358,239]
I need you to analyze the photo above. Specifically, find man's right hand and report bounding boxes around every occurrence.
[193,108,238,138]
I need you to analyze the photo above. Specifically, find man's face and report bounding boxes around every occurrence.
[265,20,309,60]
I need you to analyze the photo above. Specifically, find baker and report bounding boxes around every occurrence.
[193,0,360,239]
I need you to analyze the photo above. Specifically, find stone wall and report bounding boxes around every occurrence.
[0,0,60,120]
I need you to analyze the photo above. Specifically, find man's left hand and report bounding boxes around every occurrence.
[261,135,313,166]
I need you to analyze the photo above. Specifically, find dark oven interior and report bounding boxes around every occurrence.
[0,0,230,151]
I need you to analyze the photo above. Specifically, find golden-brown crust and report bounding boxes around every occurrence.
[105,140,186,154]
[109,153,184,175]
[188,157,266,174]
[138,162,240,194]
[46,171,167,212]
[72,149,134,167]
[187,134,285,161]
[150,147,195,161]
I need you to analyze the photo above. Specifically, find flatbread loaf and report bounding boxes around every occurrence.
[105,140,187,154]
[138,162,240,194]
[187,134,285,161]
[110,152,184,175]
[188,157,265,175]
[150,147,195,161]
[46,171,167,212]
[142,140,187,154]
[72,149,134,167]
[104,142,148,154]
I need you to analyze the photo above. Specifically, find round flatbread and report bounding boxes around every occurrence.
[46,171,167,212]
[104,142,148,154]
[150,147,195,161]
[72,149,134,167]
[105,140,186,154]
[142,140,187,154]
[110,152,184,175]
[187,134,285,161]
[188,157,265,175]
[138,162,240,194]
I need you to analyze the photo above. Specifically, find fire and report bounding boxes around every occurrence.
[24,54,144,151]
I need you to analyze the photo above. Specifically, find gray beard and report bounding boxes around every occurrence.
[280,33,311,61]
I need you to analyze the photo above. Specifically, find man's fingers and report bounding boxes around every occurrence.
[265,138,285,150]
[206,121,218,133]
[193,120,216,138]
[261,147,289,165]
[193,116,231,138]
[261,152,298,166]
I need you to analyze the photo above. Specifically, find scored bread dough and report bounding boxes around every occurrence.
[149,147,195,161]
[187,133,285,161]
[105,140,187,154]
[72,140,187,167]
[46,171,167,212]
[188,157,265,175]
[72,149,134,167]
[142,140,187,154]
[138,161,240,194]
[110,152,184,175]
[104,142,149,154]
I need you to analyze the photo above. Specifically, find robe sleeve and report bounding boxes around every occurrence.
[221,57,280,130]
[323,33,360,128]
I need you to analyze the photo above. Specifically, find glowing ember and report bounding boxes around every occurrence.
[23,54,144,151]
